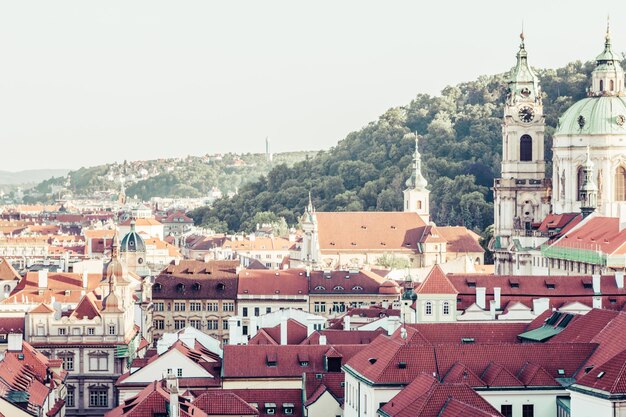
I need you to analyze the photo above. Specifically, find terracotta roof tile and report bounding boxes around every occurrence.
[315,211,426,252]
[415,265,458,295]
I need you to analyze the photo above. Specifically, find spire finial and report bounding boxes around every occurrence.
[606,15,611,42]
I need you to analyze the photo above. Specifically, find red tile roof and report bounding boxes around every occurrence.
[315,211,426,252]
[301,329,387,345]
[0,317,24,334]
[0,258,20,281]
[154,260,238,300]
[428,226,484,254]
[445,273,626,312]
[249,319,308,345]
[379,374,502,417]
[415,265,458,295]
[196,389,303,417]
[574,349,626,395]
[105,380,208,417]
[402,322,527,344]
[192,391,259,415]
[222,344,361,378]
[303,372,344,406]
[237,269,308,296]
[308,269,389,294]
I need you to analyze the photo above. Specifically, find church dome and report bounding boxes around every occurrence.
[555,96,626,136]
[121,220,146,253]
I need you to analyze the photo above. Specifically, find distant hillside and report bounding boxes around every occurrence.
[0,169,70,185]
[189,59,600,237]
[29,152,314,201]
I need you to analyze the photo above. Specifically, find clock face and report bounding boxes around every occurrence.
[518,106,534,123]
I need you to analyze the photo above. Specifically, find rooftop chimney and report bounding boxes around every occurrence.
[38,269,48,289]
[592,274,601,294]
[249,316,258,339]
[343,315,351,331]
[532,298,550,316]
[319,335,327,345]
[166,373,180,417]
[476,287,486,310]
[82,271,88,289]
[593,296,602,309]
[7,333,22,352]
[616,272,624,289]
[280,317,288,345]
[493,287,501,310]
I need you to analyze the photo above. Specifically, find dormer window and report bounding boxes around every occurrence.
[352,285,363,291]
[153,283,162,292]
[216,282,226,291]
[265,403,276,415]
[283,403,295,415]
[333,286,344,291]
[192,282,201,291]
[266,353,277,367]
[314,286,326,291]
[177,283,185,293]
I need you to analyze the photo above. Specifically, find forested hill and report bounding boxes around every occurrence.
[190,59,602,235]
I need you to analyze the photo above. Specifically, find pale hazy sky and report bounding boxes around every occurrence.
[1,0,626,171]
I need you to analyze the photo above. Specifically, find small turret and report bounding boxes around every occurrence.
[579,146,598,218]
[590,18,624,96]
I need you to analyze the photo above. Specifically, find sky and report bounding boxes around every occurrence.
[1,0,626,171]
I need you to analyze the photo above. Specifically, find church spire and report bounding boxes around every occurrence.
[508,30,540,105]
[406,134,428,190]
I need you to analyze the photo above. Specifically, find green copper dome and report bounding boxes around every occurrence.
[556,96,626,136]
[120,220,146,252]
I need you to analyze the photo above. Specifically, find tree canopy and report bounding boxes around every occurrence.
[191,58,604,238]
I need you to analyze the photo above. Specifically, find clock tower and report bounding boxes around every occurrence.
[492,33,551,274]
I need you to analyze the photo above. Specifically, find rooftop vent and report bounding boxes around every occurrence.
[368,358,377,365]
[461,338,475,344]
[398,362,407,369]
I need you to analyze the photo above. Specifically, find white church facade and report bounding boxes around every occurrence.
[493,25,626,276]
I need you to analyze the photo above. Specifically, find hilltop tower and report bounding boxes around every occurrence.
[403,134,430,224]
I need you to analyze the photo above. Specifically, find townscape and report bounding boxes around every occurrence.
[3,12,626,417]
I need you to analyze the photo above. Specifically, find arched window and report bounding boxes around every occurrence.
[610,79,615,91]
[600,80,604,92]
[616,166,626,201]
[520,135,532,161]
[416,200,422,210]
[3,284,10,293]
[425,301,432,316]
[442,301,450,315]
[577,166,585,201]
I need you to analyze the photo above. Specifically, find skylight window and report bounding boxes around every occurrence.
[597,371,605,379]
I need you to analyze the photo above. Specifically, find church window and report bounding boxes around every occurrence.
[520,135,532,161]
[416,200,422,210]
[600,80,604,92]
[442,301,450,315]
[616,166,626,201]
[2,284,9,293]
[577,166,584,201]
[610,79,615,91]
[425,301,432,316]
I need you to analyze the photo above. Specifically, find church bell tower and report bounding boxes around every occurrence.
[493,33,551,274]
[404,134,430,224]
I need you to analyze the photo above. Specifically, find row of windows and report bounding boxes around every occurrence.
[155,302,234,312]
[501,404,534,417]
[423,301,451,316]
[154,319,229,331]
[56,326,115,336]
[58,352,109,372]
[533,256,597,274]
[66,386,109,408]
